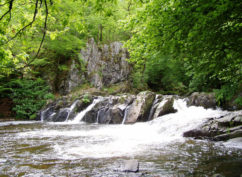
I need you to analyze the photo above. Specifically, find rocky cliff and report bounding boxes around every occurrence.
[81,38,131,88]
[59,39,131,94]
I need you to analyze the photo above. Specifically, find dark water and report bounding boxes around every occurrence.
[0,121,241,177]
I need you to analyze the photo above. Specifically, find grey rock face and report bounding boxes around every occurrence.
[68,60,85,93]
[39,96,92,122]
[84,95,136,124]
[124,91,156,124]
[97,107,124,124]
[81,38,131,88]
[152,96,177,119]
[187,92,216,109]
[58,60,86,95]
[183,110,242,141]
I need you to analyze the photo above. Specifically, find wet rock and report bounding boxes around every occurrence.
[183,129,214,139]
[124,91,156,124]
[82,98,111,123]
[96,107,124,124]
[86,95,135,124]
[53,109,70,122]
[214,129,242,141]
[187,92,216,109]
[39,95,92,122]
[96,107,109,123]
[147,95,163,121]
[122,160,139,173]
[108,106,124,124]
[184,111,242,141]
[39,106,56,121]
[152,96,177,119]
[217,112,242,127]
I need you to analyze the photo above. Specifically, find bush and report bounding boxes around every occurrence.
[214,84,242,108]
[7,78,54,119]
[82,93,91,104]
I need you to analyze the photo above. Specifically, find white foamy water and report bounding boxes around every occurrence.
[0,121,38,127]
[15,99,230,159]
[71,97,104,123]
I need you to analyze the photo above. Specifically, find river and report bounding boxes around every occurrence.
[0,100,242,176]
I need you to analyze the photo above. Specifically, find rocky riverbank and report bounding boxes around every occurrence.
[38,91,241,142]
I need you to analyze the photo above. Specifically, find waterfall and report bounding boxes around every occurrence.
[64,100,79,121]
[122,105,131,124]
[46,99,228,158]
[71,97,103,123]
[147,96,161,121]
[40,107,51,122]
[96,110,101,123]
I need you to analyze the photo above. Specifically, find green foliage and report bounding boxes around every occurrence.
[124,0,242,103]
[144,53,187,93]
[214,85,237,106]
[215,84,242,107]
[82,94,91,104]
[131,70,147,90]
[235,97,242,107]
[7,78,54,119]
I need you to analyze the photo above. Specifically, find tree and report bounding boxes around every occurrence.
[124,0,242,101]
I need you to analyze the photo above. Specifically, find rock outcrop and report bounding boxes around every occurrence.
[56,39,131,94]
[183,110,242,141]
[39,91,178,124]
[37,95,93,122]
[187,92,216,109]
[152,96,177,119]
[81,38,131,88]
[124,91,156,123]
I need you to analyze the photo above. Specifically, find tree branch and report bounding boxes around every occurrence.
[35,0,48,58]
[0,0,14,21]
[7,0,39,42]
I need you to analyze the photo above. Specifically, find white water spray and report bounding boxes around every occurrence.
[18,99,229,159]
[71,97,103,123]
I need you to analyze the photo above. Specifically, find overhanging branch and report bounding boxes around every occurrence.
[8,0,39,42]
[0,0,14,21]
[35,0,48,58]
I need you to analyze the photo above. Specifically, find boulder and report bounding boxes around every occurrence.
[96,95,135,124]
[53,108,70,122]
[38,95,94,122]
[187,92,216,109]
[214,129,242,141]
[183,129,214,139]
[82,98,109,123]
[122,160,139,173]
[216,112,242,127]
[152,96,177,119]
[82,95,135,124]
[124,91,156,124]
[183,110,242,141]
[39,106,56,121]
[108,106,124,124]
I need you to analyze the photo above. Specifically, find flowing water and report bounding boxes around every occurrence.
[0,100,242,176]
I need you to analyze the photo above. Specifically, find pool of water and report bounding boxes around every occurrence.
[0,121,241,177]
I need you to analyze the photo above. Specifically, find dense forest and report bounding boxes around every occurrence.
[0,0,241,119]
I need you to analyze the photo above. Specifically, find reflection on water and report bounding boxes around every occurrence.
[0,121,241,177]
